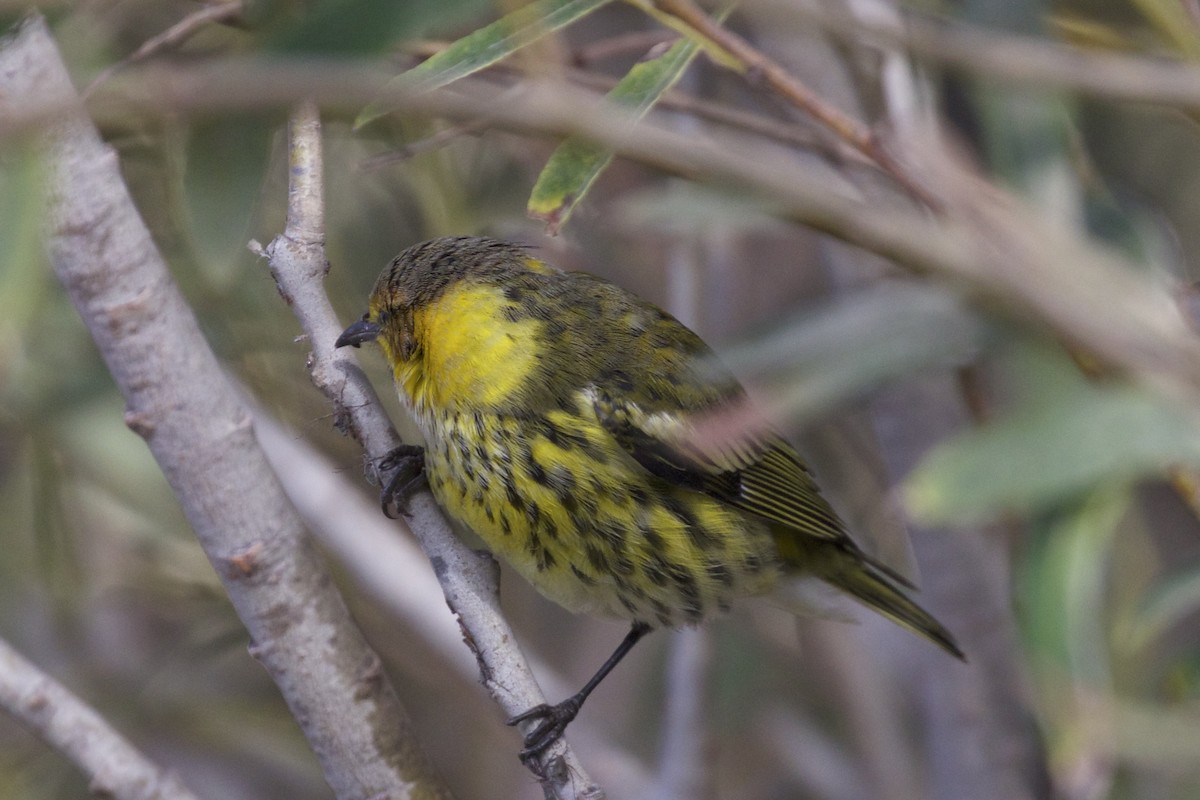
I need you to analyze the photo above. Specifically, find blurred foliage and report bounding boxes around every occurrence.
[906,339,1200,524]
[258,0,492,55]
[5,0,1200,798]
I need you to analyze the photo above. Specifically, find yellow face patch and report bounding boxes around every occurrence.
[399,281,542,412]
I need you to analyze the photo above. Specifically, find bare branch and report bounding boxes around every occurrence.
[258,97,604,799]
[2,15,449,800]
[0,636,203,800]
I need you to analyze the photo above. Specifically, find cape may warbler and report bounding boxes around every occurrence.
[337,236,963,757]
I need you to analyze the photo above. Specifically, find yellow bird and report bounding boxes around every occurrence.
[337,236,963,758]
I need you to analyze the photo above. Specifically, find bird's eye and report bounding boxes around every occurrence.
[376,309,392,326]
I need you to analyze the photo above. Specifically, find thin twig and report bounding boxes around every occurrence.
[82,0,242,97]
[359,118,490,169]
[259,98,605,800]
[0,635,203,800]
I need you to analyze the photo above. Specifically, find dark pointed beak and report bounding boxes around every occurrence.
[336,318,382,348]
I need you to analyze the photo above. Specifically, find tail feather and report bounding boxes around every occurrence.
[832,561,965,661]
[772,529,965,660]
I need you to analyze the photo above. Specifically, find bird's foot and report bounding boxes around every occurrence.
[377,444,427,518]
[507,696,582,761]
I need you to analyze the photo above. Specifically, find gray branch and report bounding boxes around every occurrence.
[2,15,449,800]
[0,636,202,800]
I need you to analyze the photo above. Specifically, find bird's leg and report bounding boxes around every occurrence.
[377,444,427,519]
[508,622,652,760]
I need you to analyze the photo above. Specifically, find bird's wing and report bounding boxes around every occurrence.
[548,273,846,543]
[584,381,846,542]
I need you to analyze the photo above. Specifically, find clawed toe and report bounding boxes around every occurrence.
[507,698,581,759]
[377,444,426,518]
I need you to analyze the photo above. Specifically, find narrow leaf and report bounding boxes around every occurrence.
[529,8,726,233]
[357,0,612,127]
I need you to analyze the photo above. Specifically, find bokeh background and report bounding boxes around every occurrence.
[4,0,1200,798]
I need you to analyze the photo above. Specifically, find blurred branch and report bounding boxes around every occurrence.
[18,59,1189,418]
[361,63,851,169]
[646,0,939,207]
[800,621,922,800]
[652,628,713,800]
[0,636,203,800]
[3,16,449,800]
[789,1,1200,109]
[397,38,858,162]
[1187,0,1200,32]
[763,709,868,800]
[82,0,243,97]
[255,102,604,798]
[561,67,856,161]
[36,59,1200,414]
[870,376,1053,800]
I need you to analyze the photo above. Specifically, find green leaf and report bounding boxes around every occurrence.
[905,342,1200,524]
[356,0,613,127]
[1020,488,1129,681]
[528,33,705,232]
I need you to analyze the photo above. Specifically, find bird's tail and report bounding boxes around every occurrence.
[826,552,966,661]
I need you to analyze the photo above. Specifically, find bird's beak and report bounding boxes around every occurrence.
[336,318,382,348]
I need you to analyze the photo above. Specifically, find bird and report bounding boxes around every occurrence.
[336,235,964,759]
